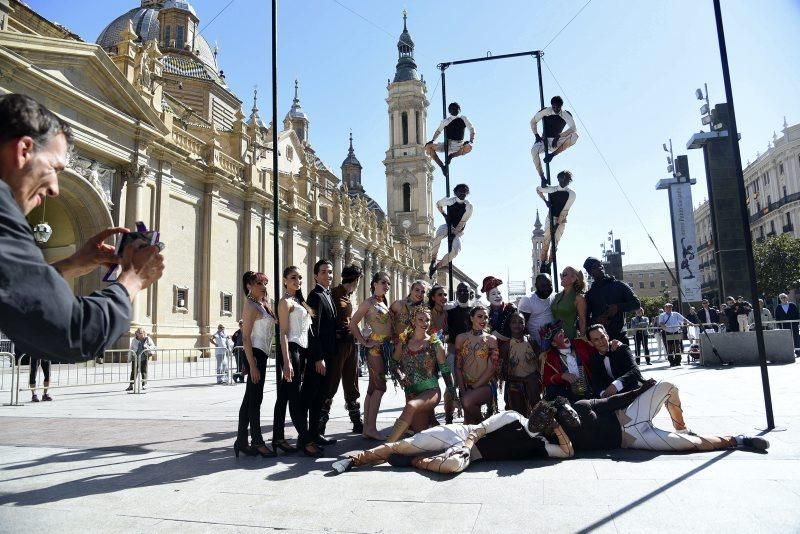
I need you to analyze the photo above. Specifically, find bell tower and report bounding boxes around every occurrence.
[532,210,545,285]
[383,11,433,255]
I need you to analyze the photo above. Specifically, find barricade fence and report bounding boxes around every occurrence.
[0,352,17,406]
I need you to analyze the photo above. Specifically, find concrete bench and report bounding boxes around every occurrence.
[699,329,796,366]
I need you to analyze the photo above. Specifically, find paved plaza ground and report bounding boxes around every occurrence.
[0,355,799,533]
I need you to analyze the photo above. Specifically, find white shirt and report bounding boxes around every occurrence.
[519,292,555,343]
[431,114,476,143]
[600,353,624,396]
[558,348,579,376]
[530,106,577,137]
[436,195,474,231]
[535,185,576,217]
[657,311,686,333]
[212,330,232,356]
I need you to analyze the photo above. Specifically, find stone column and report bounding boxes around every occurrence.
[198,182,218,338]
[152,160,172,329]
[330,238,344,286]
[242,200,253,270]
[362,251,373,302]
[123,161,151,326]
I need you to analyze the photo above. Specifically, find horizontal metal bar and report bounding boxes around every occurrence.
[438,50,541,69]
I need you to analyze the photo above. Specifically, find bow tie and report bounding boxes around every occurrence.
[323,289,331,295]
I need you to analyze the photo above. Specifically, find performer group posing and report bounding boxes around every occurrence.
[232,94,767,470]
[233,263,769,471]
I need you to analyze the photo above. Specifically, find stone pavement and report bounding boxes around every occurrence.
[0,356,799,533]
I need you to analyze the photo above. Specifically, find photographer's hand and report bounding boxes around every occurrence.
[116,240,165,301]
[52,227,128,279]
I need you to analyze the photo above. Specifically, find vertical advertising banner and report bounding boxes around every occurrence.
[670,182,702,302]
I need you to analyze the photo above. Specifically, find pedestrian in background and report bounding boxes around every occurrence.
[126,327,156,392]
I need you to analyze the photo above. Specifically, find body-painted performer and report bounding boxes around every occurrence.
[390,280,429,341]
[536,171,576,274]
[551,265,587,340]
[500,312,542,414]
[427,284,448,337]
[386,307,457,442]
[320,264,364,435]
[331,404,573,475]
[518,274,555,350]
[456,306,500,424]
[482,276,517,343]
[425,102,476,170]
[531,95,578,187]
[541,321,594,404]
[552,378,769,454]
[445,283,472,423]
[429,184,473,279]
[350,272,394,440]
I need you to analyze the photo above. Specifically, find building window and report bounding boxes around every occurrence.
[286,146,293,161]
[780,163,784,175]
[415,111,421,145]
[638,273,643,279]
[402,182,411,212]
[164,25,171,47]
[661,280,667,288]
[768,195,772,205]
[649,273,654,279]
[174,286,189,313]
[784,185,788,198]
[176,25,185,49]
[220,292,233,316]
[787,213,792,226]
[401,112,409,145]
[649,281,655,288]
[771,220,776,234]
[639,281,644,289]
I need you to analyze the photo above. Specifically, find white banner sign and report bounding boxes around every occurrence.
[669,182,702,302]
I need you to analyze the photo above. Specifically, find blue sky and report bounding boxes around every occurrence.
[30,0,800,294]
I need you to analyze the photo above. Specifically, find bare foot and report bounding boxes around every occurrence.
[362,430,384,441]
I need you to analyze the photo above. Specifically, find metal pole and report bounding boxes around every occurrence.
[271,0,281,345]
[536,53,558,292]
[439,67,454,300]
[713,0,774,429]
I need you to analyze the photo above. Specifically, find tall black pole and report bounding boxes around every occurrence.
[271,0,280,342]
[536,53,558,292]
[713,0,774,429]
[439,67,454,300]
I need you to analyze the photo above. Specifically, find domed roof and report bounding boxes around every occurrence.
[96,1,218,73]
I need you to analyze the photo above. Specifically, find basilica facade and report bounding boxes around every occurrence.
[0,0,476,349]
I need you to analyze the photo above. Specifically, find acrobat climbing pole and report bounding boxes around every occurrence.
[437,50,560,295]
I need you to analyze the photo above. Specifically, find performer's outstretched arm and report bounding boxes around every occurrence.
[545,424,574,459]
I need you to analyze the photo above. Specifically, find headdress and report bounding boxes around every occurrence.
[481,276,503,294]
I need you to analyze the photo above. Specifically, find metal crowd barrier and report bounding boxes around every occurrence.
[0,352,18,406]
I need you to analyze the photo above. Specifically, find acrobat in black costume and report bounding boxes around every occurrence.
[554,379,770,453]
[537,170,576,273]
[531,96,578,187]
[331,409,573,475]
[429,184,473,279]
[425,102,476,171]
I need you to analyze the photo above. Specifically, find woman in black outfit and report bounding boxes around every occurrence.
[234,271,277,458]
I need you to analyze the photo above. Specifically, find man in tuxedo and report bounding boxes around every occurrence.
[306,259,338,446]
[775,293,800,348]
[586,324,643,398]
[698,299,720,331]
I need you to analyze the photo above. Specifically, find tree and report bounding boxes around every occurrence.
[753,233,800,299]
[639,295,668,319]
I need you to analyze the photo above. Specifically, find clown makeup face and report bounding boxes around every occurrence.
[509,313,525,339]
[551,330,571,350]
[488,287,503,306]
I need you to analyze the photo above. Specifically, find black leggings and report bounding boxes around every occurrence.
[29,358,51,387]
[272,342,308,444]
[237,347,268,447]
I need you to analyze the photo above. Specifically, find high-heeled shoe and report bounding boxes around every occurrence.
[302,442,323,458]
[272,439,298,453]
[233,441,255,458]
[253,444,277,458]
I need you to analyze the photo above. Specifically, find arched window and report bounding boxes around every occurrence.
[401,112,409,145]
[176,26,185,49]
[164,25,171,47]
[402,183,411,212]
[414,110,420,144]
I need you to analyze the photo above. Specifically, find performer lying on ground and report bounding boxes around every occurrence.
[552,378,770,453]
[425,102,476,170]
[429,184,472,279]
[331,403,574,475]
[531,96,578,187]
[386,307,458,442]
[536,171,576,274]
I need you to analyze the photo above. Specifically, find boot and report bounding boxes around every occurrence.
[347,401,364,434]
[318,398,332,436]
[386,418,410,443]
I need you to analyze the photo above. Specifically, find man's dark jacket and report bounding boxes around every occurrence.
[585,276,640,339]
[588,345,643,397]
[0,180,131,362]
[307,284,337,362]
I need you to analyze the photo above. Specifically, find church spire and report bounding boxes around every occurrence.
[533,210,544,237]
[283,79,309,143]
[341,131,363,193]
[393,10,418,83]
[248,86,265,128]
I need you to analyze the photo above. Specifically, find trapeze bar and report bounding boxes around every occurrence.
[438,50,541,70]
